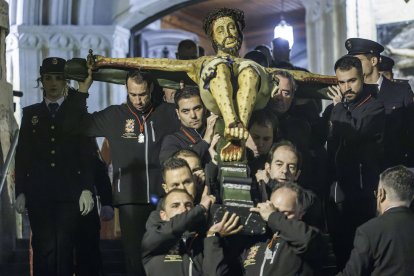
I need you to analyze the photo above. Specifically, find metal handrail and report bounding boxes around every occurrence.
[0,129,19,196]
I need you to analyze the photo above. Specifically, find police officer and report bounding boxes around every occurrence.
[15,57,95,276]
[345,38,414,168]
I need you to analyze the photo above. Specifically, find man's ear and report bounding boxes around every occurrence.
[160,210,168,221]
[294,170,301,181]
[175,109,181,120]
[265,162,271,173]
[371,56,379,67]
[162,183,168,194]
[379,187,386,203]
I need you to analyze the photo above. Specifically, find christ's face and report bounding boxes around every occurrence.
[212,16,242,56]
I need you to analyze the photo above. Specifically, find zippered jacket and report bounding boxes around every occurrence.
[66,92,180,205]
[142,205,228,276]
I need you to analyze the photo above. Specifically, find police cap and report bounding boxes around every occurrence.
[379,55,395,71]
[40,57,66,75]
[345,38,384,56]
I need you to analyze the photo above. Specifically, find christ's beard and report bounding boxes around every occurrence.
[214,37,242,56]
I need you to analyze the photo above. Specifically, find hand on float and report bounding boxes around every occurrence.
[203,114,219,144]
[250,200,276,222]
[207,211,243,237]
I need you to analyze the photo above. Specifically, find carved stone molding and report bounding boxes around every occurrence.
[19,33,44,49]
[7,25,130,54]
[49,33,76,49]
[80,34,109,51]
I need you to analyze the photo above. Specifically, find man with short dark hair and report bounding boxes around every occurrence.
[145,156,202,234]
[338,165,414,276]
[161,157,198,200]
[159,87,218,165]
[271,37,293,69]
[173,150,206,199]
[247,109,279,176]
[244,182,326,275]
[254,44,273,67]
[142,188,242,276]
[67,69,180,275]
[324,55,385,268]
[176,39,199,60]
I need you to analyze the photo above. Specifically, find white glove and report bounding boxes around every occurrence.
[15,193,26,214]
[100,205,114,221]
[79,190,94,216]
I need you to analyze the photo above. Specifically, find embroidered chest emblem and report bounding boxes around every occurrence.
[125,119,135,133]
[31,115,39,125]
[122,119,138,139]
[243,245,260,267]
[164,254,183,262]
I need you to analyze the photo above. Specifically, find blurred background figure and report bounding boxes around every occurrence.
[379,55,395,81]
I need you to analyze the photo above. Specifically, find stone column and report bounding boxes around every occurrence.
[301,0,348,111]
[301,0,348,75]
[0,0,18,262]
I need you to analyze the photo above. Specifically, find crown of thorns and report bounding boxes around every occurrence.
[202,8,245,37]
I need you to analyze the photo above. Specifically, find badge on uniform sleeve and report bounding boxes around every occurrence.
[346,40,352,49]
[31,115,39,125]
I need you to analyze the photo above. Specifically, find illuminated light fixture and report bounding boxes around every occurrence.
[274,17,294,49]
[273,0,294,49]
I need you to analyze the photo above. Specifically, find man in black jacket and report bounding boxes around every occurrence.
[324,55,385,268]
[244,182,326,275]
[142,189,241,276]
[145,156,203,234]
[338,165,414,276]
[68,70,180,275]
[15,57,95,276]
[159,87,218,165]
[345,38,414,168]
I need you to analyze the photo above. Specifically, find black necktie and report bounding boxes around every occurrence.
[48,103,59,117]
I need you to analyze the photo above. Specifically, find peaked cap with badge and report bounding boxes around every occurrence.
[40,57,66,74]
[345,38,384,56]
